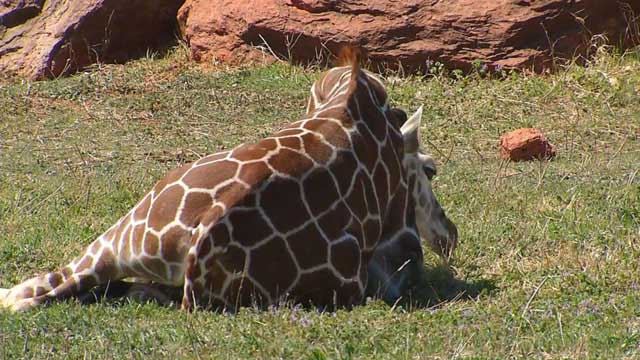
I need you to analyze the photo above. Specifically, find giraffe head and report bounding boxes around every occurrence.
[400,106,458,263]
[366,106,458,304]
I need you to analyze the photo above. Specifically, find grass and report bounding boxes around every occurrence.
[0,45,639,359]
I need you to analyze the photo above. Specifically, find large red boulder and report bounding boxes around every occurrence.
[177,0,640,72]
[0,0,184,79]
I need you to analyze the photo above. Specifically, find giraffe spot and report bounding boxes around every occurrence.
[286,222,328,270]
[329,150,359,194]
[75,255,94,273]
[358,104,387,142]
[102,225,117,242]
[95,248,117,280]
[235,191,257,208]
[330,237,360,279]
[302,168,340,216]
[132,224,145,256]
[148,184,185,231]
[48,272,63,288]
[34,286,47,296]
[238,161,271,189]
[161,226,191,263]
[352,126,378,172]
[179,191,213,227]
[381,141,402,191]
[210,222,231,248]
[344,172,368,221]
[249,237,298,299]
[198,234,212,258]
[111,222,127,254]
[120,224,133,260]
[153,163,193,194]
[301,133,333,165]
[169,264,185,282]
[259,138,278,152]
[232,143,270,162]
[303,119,351,149]
[213,182,249,207]
[218,245,246,274]
[227,208,272,247]
[373,163,390,216]
[382,188,408,242]
[144,232,160,255]
[143,257,169,281]
[224,277,268,308]
[278,136,302,150]
[61,266,73,279]
[195,151,229,166]
[267,148,314,176]
[363,218,382,249]
[89,240,101,255]
[363,176,380,216]
[259,177,309,233]
[134,194,152,220]
[290,268,340,306]
[316,201,351,242]
[316,103,352,128]
[182,160,238,190]
[130,261,147,278]
[275,128,304,137]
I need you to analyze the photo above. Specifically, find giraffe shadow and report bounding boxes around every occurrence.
[78,266,496,311]
[400,264,497,310]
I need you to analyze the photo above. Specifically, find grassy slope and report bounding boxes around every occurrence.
[0,47,638,359]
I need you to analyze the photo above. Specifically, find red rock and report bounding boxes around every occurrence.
[0,0,184,79]
[499,128,556,161]
[177,0,640,73]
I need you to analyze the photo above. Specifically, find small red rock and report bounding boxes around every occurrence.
[499,128,556,161]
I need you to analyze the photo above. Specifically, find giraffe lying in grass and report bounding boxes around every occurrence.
[0,52,457,312]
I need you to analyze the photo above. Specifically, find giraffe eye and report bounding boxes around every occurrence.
[422,165,436,180]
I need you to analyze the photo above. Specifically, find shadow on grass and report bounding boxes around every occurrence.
[401,264,497,310]
[79,265,497,312]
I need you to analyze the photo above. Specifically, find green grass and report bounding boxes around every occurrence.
[0,45,639,359]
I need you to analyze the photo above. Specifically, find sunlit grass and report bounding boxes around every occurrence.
[0,46,638,359]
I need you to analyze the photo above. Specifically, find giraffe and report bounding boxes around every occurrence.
[75,106,459,307]
[69,105,458,308]
[0,51,456,312]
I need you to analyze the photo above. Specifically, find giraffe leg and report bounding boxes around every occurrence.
[1,239,128,312]
[0,270,69,310]
[2,269,97,312]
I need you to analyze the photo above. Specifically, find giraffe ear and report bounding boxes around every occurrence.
[401,106,423,153]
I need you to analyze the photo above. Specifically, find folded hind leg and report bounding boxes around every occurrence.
[0,270,71,309]
[7,269,100,312]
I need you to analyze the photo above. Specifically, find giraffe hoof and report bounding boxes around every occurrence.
[0,288,9,309]
[6,298,37,312]
[0,288,8,301]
